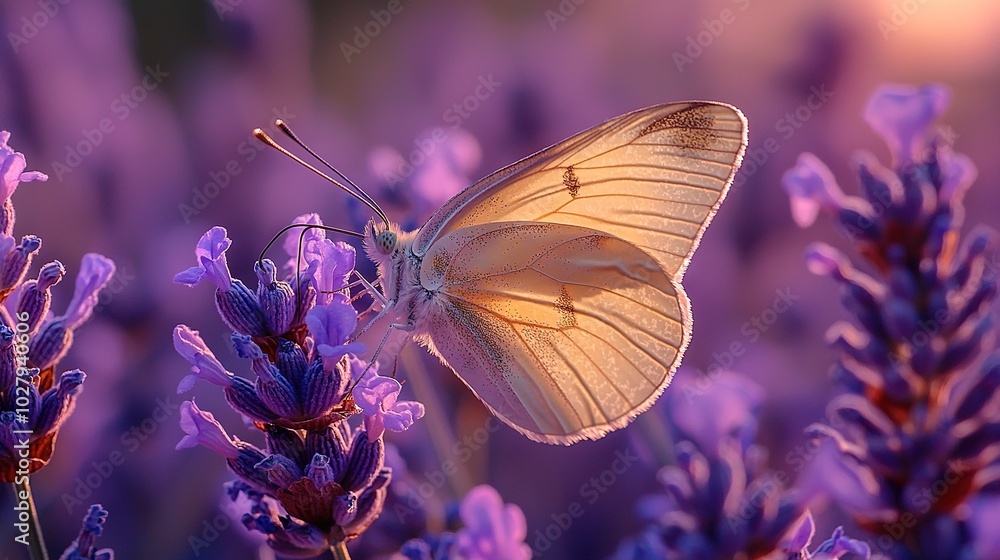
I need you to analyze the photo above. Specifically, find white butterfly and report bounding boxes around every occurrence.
[260,102,747,445]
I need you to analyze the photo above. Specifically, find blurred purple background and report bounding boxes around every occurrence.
[1,0,999,558]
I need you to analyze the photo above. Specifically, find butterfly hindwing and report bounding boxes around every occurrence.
[415,221,688,444]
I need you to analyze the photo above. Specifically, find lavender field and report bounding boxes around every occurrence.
[2,1,1000,559]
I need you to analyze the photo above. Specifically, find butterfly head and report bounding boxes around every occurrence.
[364,220,406,269]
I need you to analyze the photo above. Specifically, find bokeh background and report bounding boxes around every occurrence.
[1,0,999,558]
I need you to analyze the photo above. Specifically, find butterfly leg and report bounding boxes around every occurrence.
[348,320,414,389]
[351,269,387,306]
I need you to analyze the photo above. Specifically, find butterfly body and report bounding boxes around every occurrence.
[355,102,747,445]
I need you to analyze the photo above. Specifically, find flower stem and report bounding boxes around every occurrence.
[331,541,351,560]
[398,346,475,496]
[11,477,50,560]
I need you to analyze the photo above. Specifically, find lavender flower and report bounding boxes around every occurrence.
[399,484,531,560]
[781,512,873,560]
[611,369,805,559]
[175,218,423,557]
[782,84,1000,558]
[0,131,115,480]
[59,504,114,560]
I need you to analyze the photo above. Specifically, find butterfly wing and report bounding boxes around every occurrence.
[412,102,747,281]
[415,221,688,444]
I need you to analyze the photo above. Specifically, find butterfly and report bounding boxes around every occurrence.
[258,102,747,445]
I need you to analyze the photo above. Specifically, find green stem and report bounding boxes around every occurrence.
[398,346,475,496]
[12,477,50,560]
[331,541,351,560]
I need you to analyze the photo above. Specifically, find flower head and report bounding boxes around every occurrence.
[398,484,530,560]
[784,84,1000,558]
[174,215,425,555]
[612,369,803,559]
[59,504,114,560]
[0,130,110,480]
[454,485,531,560]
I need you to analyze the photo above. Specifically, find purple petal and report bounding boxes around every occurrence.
[61,254,116,329]
[863,83,950,164]
[306,295,363,368]
[356,375,402,415]
[306,239,356,303]
[1,131,48,202]
[282,213,324,271]
[781,511,816,553]
[173,325,232,392]
[781,153,846,227]
[939,150,977,202]
[174,227,233,289]
[383,401,425,433]
[456,485,530,560]
[814,526,872,558]
[665,368,764,456]
[176,400,240,458]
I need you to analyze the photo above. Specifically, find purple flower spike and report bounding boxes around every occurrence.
[454,485,531,560]
[59,504,114,560]
[0,130,48,203]
[175,226,234,290]
[354,373,424,440]
[306,295,365,370]
[173,325,233,392]
[782,153,848,227]
[282,213,324,269]
[863,83,950,165]
[60,254,116,330]
[176,400,241,459]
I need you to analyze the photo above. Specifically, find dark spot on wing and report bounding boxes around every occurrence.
[555,286,576,328]
[563,166,581,198]
[431,250,450,278]
[637,103,716,150]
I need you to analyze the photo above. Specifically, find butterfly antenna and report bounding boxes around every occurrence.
[274,120,389,229]
[256,223,364,267]
[254,128,390,228]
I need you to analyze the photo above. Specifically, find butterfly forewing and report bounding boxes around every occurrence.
[415,222,686,444]
[413,102,747,281]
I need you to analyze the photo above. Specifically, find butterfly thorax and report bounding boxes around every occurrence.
[364,223,436,327]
